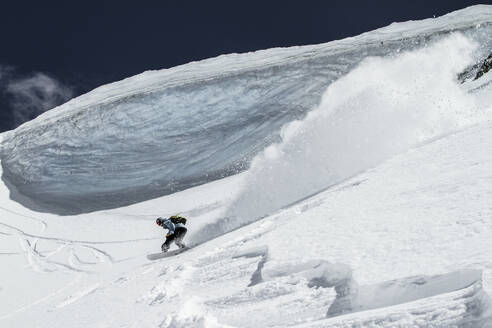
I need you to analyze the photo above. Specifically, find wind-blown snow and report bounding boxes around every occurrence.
[1,6,492,214]
[221,33,487,230]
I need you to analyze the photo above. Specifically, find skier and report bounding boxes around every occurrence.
[156,215,187,252]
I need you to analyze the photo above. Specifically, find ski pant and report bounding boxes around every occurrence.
[162,226,187,248]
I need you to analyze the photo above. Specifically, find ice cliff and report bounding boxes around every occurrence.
[1,5,492,214]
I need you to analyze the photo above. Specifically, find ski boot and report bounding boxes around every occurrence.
[175,240,186,249]
[161,243,170,252]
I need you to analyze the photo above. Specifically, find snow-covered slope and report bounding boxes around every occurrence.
[2,6,492,214]
[2,5,492,328]
[2,101,492,327]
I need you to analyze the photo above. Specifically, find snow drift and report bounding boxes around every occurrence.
[1,6,492,214]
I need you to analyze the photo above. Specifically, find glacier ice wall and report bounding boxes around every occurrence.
[1,6,492,214]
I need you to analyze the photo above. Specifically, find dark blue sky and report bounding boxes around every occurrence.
[0,0,489,132]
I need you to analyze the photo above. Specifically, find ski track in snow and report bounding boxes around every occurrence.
[0,218,118,273]
[0,199,160,279]
[55,283,101,309]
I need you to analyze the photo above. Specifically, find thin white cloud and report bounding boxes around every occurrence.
[0,65,14,80]
[5,72,74,126]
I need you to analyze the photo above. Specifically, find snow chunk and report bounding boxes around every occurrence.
[328,269,484,317]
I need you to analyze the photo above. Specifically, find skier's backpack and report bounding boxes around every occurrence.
[169,215,187,225]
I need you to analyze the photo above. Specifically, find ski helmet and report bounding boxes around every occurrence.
[156,217,163,226]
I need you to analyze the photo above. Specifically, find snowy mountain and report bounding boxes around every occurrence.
[2,6,492,215]
[2,5,492,328]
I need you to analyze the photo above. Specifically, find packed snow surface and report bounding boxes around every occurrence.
[1,5,492,328]
[2,5,492,214]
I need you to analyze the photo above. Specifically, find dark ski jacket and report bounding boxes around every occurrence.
[160,218,185,235]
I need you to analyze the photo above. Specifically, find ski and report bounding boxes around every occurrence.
[146,247,190,260]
